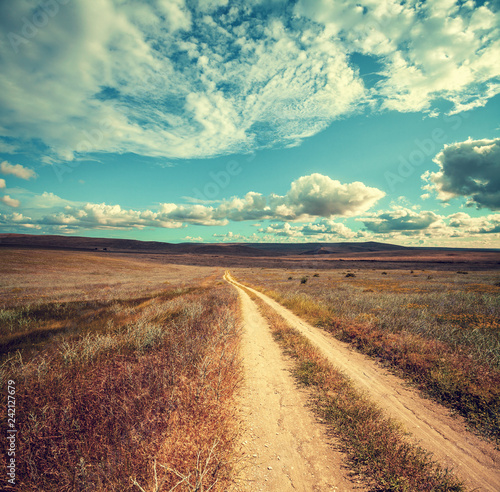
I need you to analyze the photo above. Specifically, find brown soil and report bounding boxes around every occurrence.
[227,274,364,491]
[225,272,500,492]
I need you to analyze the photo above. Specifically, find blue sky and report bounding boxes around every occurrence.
[0,0,499,246]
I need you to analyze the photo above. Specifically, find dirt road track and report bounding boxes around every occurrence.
[226,274,363,491]
[225,272,500,492]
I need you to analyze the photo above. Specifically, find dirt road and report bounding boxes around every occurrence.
[226,273,363,491]
[225,272,500,492]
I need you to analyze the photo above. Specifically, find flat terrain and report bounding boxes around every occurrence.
[1,233,499,271]
[226,273,500,491]
[1,243,499,490]
[228,274,360,491]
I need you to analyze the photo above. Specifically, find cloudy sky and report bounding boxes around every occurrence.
[0,0,499,247]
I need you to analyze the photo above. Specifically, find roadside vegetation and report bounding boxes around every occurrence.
[247,289,465,491]
[234,268,500,446]
[0,250,242,491]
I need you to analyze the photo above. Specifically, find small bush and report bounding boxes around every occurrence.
[345,273,356,278]
[300,277,308,284]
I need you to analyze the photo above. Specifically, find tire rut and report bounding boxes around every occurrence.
[225,272,500,492]
[226,272,363,491]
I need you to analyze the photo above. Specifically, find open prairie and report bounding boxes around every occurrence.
[231,267,500,443]
[2,244,500,491]
[0,249,241,491]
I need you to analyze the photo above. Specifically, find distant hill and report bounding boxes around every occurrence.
[0,233,497,259]
[298,242,408,255]
[0,233,277,256]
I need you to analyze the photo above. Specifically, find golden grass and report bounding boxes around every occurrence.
[0,250,242,491]
[232,267,500,446]
[247,288,465,491]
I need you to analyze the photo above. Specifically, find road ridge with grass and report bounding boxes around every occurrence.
[225,272,500,492]
[225,271,362,491]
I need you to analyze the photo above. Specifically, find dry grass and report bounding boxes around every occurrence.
[233,267,500,446]
[0,250,242,491]
[247,288,465,491]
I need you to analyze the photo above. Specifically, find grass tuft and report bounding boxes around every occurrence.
[249,290,466,491]
[234,268,500,445]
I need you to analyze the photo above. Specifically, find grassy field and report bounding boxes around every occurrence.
[245,287,465,490]
[0,250,241,491]
[233,267,500,446]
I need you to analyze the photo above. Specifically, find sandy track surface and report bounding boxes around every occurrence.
[226,274,363,491]
[225,272,500,492]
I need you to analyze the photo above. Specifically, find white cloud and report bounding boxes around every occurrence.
[0,161,37,180]
[0,212,38,229]
[212,231,264,242]
[1,195,21,208]
[447,212,500,234]
[423,137,500,210]
[183,235,204,242]
[0,178,5,188]
[156,0,192,31]
[260,219,358,240]
[0,173,383,232]
[360,207,443,233]
[158,203,228,226]
[284,174,385,218]
[0,0,360,161]
[295,0,500,114]
[1,1,496,163]
[300,219,357,238]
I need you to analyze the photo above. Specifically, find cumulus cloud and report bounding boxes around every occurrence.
[422,138,500,210]
[0,212,38,229]
[259,222,304,238]
[183,235,204,242]
[1,195,21,208]
[0,173,382,232]
[0,178,5,188]
[447,212,500,234]
[158,203,228,226]
[300,219,357,238]
[259,219,358,240]
[213,174,384,222]
[0,161,37,180]
[360,208,443,233]
[284,174,385,218]
[42,203,186,230]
